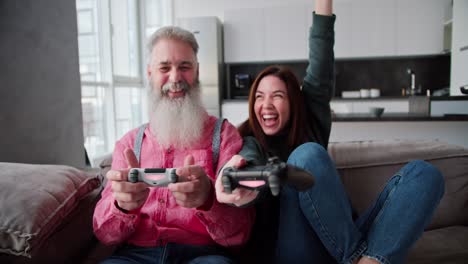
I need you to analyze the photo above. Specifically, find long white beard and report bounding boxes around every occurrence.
[149,81,206,149]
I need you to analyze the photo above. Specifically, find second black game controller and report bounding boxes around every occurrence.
[221,157,314,196]
[128,168,178,187]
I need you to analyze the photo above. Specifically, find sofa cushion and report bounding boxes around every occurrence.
[98,153,113,182]
[328,140,468,230]
[407,226,468,264]
[0,162,102,258]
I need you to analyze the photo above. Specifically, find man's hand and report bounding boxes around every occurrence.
[169,155,212,208]
[215,155,259,207]
[107,148,150,212]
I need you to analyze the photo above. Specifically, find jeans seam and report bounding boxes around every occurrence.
[344,241,367,264]
[361,162,418,264]
[302,191,344,258]
[361,253,391,264]
[367,176,400,232]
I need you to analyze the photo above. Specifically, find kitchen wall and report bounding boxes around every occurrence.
[335,55,451,97]
[225,55,451,99]
[0,0,85,167]
[175,0,452,99]
[174,0,312,22]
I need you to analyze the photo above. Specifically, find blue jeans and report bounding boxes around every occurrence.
[275,142,444,264]
[100,243,234,264]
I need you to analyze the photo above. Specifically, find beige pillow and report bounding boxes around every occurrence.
[0,162,101,258]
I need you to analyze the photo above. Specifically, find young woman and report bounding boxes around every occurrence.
[215,1,445,263]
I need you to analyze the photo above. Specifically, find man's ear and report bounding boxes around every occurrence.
[146,64,152,80]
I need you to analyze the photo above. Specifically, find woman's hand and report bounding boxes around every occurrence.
[215,155,259,207]
[315,0,333,16]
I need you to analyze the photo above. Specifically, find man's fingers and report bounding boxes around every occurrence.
[111,181,148,193]
[168,181,197,193]
[176,165,206,180]
[106,170,128,182]
[113,188,149,203]
[184,155,195,166]
[124,148,139,168]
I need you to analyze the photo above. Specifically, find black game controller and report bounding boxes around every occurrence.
[128,168,178,187]
[221,157,315,196]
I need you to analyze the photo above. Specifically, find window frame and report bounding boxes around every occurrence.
[77,0,173,163]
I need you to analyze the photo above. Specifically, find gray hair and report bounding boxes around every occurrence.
[147,26,199,63]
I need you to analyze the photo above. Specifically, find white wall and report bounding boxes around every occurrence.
[174,0,312,21]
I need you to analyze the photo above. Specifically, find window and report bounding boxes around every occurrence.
[76,0,172,164]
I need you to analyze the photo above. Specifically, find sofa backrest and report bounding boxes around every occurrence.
[328,140,468,230]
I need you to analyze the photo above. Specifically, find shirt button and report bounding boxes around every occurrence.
[159,199,165,204]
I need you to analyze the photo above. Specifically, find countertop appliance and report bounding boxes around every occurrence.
[460,85,468,95]
[234,73,251,89]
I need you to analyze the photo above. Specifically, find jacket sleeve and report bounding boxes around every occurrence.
[195,121,256,247]
[92,140,142,245]
[303,13,336,149]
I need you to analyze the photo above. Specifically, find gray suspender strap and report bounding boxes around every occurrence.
[134,123,147,165]
[132,119,224,171]
[212,118,225,171]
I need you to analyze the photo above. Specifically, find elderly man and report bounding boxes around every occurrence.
[93,26,255,264]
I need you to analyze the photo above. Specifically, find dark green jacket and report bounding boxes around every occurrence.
[240,12,334,162]
[238,13,336,263]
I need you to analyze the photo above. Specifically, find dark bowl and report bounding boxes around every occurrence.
[460,86,468,95]
[369,107,385,117]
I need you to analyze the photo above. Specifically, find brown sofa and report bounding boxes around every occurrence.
[328,140,468,263]
[1,140,467,263]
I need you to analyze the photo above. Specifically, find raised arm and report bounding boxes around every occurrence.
[315,0,333,16]
[302,0,335,148]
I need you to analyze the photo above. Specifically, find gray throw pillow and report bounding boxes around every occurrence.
[0,162,101,258]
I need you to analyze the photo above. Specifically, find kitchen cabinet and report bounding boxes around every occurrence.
[330,99,409,114]
[350,0,397,57]
[224,8,265,62]
[431,100,468,116]
[334,0,353,58]
[264,5,309,61]
[221,101,248,126]
[223,0,450,62]
[450,0,468,96]
[224,4,311,63]
[396,0,449,56]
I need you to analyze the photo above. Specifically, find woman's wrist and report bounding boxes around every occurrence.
[315,0,333,16]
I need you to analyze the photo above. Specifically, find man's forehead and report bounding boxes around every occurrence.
[156,59,195,65]
[152,38,197,64]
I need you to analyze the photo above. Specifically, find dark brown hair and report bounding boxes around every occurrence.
[238,65,308,152]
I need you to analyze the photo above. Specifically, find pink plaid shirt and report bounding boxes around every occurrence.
[93,115,255,247]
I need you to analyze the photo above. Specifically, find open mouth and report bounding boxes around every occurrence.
[167,89,185,98]
[262,114,279,127]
